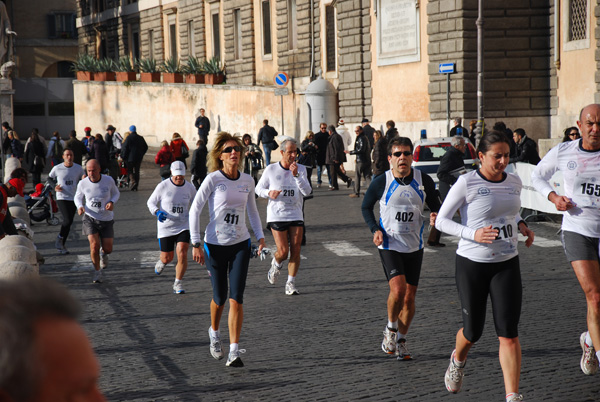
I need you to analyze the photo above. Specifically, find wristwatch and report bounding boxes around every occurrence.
[191,242,201,248]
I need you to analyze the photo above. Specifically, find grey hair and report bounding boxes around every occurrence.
[453,117,462,125]
[0,278,80,401]
[451,136,465,147]
[280,137,298,150]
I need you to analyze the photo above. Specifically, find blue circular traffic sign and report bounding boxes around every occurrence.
[274,72,289,88]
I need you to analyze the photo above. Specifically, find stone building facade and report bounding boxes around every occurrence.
[73,0,600,145]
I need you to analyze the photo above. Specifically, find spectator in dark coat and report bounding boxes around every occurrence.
[1,122,11,155]
[437,136,467,201]
[493,121,517,157]
[24,131,46,185]
[361,118,375,147]
[120,125,148,191]
[256,119,278,165]
[371,130,389,178]
[449,117,466,137]
[325,125,351,190]
[65,130,88,166]
[8,130,23,160]
[313,122,330,188]
[90,134,110,172]
[348,126,372,198]
[194,108,210,144]
[385,120,399,142]
[190,139,208,190]
[510,128,541,165]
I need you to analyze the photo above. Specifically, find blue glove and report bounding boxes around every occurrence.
[155,210,168,222]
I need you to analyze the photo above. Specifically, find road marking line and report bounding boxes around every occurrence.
[529,235,562,248]
[70,255,93,272]
[322,241,372,256]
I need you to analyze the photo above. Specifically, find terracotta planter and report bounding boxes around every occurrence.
[116,72,137,81]
[163,73,184,83]
[140,72,161,83]
[185,74,204,84]
[205,73,225,85]
[94,72,116,81]
[76,71,93,81]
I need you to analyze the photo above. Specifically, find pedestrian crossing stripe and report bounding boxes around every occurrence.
[322,241,372,256]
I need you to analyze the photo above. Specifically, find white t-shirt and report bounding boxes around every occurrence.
[532,139,600,237]
[189,170,264,245]
[378,169,426,253]
[147,178,197,238]
[436,170,523,263]
[48,163,84,201]
[255,162,311,222]
[74,175,120,221]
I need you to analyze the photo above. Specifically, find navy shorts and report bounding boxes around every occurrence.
[158,230,190,252]
[204,239,251,305]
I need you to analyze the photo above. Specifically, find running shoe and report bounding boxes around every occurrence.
[396,338,412,360]
[346,179,353,188]
[173,281,185,294]
[226,349,246,367]
[444,349,465,394]
[55,235,63,251]
[506,393,523,402]
[155,260,166,275]
[381,327,398,355]
[580,331,599,375]
[100,250,108,269]
[285,281,299,295]
[92,269,103,284]
[267,258,281,285]
[208,327,224,360]
[59,244,70,255]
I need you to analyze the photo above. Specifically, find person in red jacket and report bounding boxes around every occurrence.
[170,133,189,168]
[155,140,174,180]
[0,178,24,239]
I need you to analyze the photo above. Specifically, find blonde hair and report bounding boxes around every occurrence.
[123,131,131,141]
[160,140,169,147]
[304,131,314,141]
[8,130,18,140]
[207,132,245,173]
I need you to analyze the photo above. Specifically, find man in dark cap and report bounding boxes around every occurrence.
[362,118,375,147]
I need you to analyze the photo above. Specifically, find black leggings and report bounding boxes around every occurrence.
[204,239,251,305]
[455,254,522,342]
[57,200,77,243]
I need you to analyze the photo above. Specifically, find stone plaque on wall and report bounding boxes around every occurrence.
[377,0,420,66]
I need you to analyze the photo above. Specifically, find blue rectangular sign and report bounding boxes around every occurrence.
[439,63,455,74]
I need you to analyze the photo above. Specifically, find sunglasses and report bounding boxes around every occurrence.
[222,146,242,153]
[569,133,580,137]
[390,151,412,157]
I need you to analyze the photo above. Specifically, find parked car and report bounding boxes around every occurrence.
[412,136,479,186]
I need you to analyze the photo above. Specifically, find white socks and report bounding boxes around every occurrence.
[230,343,239,353]
[586,331,593,347]
[287,275,295,283]
[209,327,220,338]
[387,320,398,330]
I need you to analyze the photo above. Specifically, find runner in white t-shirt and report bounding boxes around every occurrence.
[435,131,534,402]
[189,133,265,368]
[147,161,197,294]
[256,138,311,295]
[74,159,120,283]
[532,103,600,376]
[48,148,84,254]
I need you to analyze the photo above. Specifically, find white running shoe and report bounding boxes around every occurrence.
[506,393,523,402]
[580,332,599,375]
[100,250,108,269]
[267,258,281,285]
[285,281,299,295]
[92,269,103,284]
[55,235,63,251]
[445,350,465,394]
[208,327,224,360]
[173,281,185,294]
[381,327,397,355]
[396,338,412,360]
[226,349,246,367]
[155,260,166,275]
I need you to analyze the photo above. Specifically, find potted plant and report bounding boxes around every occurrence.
[161,57,183,83]
[71,53,95,81]
[203,56,225,85]
[94,58,116,81]
[182,56,204,84]
[115,56,137,81]
[138,58,160,82]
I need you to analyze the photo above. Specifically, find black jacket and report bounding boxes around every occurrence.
[257,125,278,146]
[65,137,88,166]
[437,146,465,186]
[510,135,540,165]
[24,140,45,173]
[191,144,208,176]
[362,124,375,147]
[372,138,389,177]
[350,133,372,164]
[314,131,329,166]
[385,127,398,142]
[195,115,210,138]
[121,132,148,163]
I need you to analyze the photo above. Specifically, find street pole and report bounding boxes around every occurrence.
[446,73,451,136]
[280,95,284,136]
[475,0,484,147]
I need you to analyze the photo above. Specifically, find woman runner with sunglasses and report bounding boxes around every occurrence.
[435,131,535,402]
[361,136,441,360]
[189,132,266,367]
